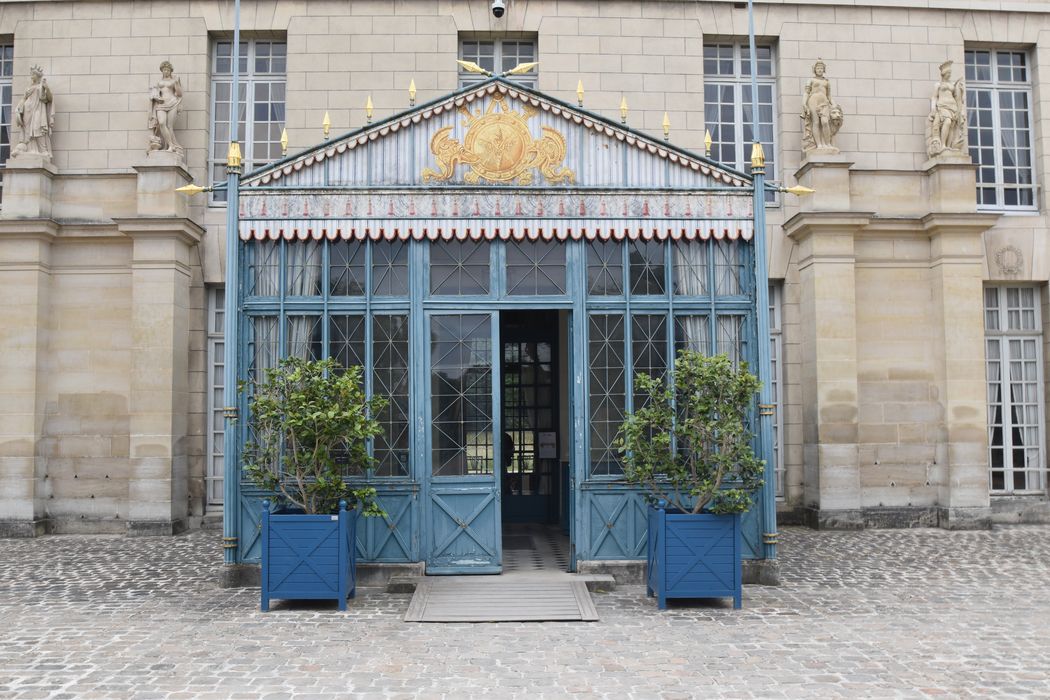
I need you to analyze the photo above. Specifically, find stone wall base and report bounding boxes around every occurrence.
[126,519,187,537]
[578,559,780,586]
[218,561,426,589]
[797,506,992,531]
[218,564,260,588]
[989,496,1050,524]
[0,518,48,537]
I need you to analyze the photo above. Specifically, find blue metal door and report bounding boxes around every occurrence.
[424,312,502,574]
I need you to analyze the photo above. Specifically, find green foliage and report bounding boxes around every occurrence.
[241,356,387,516]
[616,350,764,514]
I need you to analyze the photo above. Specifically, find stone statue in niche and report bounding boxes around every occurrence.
[148,61,184,156]
[12,65,55,160]
[926,60,967,159]
[801,59,843,154]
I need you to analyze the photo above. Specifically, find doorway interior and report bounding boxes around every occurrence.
[499,309,572,573]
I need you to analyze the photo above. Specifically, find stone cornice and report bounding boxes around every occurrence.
[0,218,60,241]
[921,212,1001,236]
[783,211,874,242]
[113,217,205,246]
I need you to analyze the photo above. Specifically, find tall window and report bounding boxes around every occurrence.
[770,282,785,499]
[459,37,537,88]
[985,286,1045,494]
[0,43,14,203]
[206,288,225,508]
[210,38,286,202]
[703,42,777,200]
[966,49,1036,209]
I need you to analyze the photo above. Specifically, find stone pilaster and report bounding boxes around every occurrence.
[118,159,202,536]
[787,157,872,528]
[0,220,58,536]
[786,213,871,528]
[926,212,999,530]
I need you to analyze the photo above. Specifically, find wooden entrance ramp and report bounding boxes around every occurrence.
[404,577,599,622]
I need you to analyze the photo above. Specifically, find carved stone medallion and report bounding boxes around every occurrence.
[423,93,575,185]
[995,245,1024,279]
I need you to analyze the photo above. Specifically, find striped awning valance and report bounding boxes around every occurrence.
[238,219,753,243]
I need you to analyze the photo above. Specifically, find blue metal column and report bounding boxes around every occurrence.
[747,0,778,560]
[222,0,243,565]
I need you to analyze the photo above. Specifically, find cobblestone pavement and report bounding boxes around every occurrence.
[2,525,1049,699]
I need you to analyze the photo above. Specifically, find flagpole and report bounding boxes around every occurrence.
[222,0,243,567]
[747,0,778,561]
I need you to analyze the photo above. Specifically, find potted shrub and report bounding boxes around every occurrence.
[242,356,385,612]
[617,350,763,610]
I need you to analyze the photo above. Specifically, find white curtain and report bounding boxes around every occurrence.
[285,242,322,358]
[673,242,707,296]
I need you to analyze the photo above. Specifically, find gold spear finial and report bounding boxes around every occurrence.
[750,141,766,171]
[504,61,538,76]
[409,78,417,106]
[175,183,209,196]
[662,112,671,141]
[620,96,628,124]
[366,95,374,124]
[576,79,584,107]
[457,59,491,76]
[704,129,712,157]
[322,112,331,140]
[783,184,815,196]
[280,127,288,155]
[226,141,242,169]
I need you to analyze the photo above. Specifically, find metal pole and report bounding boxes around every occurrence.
[222,0,243,566]
[747,0,778,560]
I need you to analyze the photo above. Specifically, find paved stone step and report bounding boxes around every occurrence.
[386,573,616,594]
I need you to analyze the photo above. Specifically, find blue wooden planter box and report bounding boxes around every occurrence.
[260,500,358,612]
[646,505,742,610]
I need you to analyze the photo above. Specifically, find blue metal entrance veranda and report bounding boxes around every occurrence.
[223,77,775,574]
[230,237,768,570]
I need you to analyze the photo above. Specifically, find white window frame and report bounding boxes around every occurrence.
[966,49,1037,212]
[209,38,286,204]
[0,43,14,204]
[985,285,1046,495]
[703,41,778,203]
[206,287,225,508]
[769,283,785,499]
[459,36,537,89]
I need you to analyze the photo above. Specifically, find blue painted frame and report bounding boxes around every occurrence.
[232,236,765,571]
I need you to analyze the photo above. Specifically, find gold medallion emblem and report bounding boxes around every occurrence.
[422,94,575,185]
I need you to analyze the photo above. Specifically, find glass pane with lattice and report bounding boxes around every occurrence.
[329,241,366,296]
[672,241,709,296]
[431,315,493,476]
[588,314,625,477]
[587,241,623,296]
[372,241,409,296]
[248,242,280,297]
[632,315,668,410]
[674,315,710,355]
[430,241,490,295]
[374,315,410,476]
[714,241,742,296]
[506,241,566,295]
[285,242,322,296]
[286,315,322,360]
[248,315,279,384]
[716,315,743,365]
[628,241,665,296]
[329,315,365,371]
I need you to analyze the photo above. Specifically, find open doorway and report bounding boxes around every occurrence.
[499,309,572,573]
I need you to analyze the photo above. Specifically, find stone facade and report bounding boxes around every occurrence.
[1,0,1049,536]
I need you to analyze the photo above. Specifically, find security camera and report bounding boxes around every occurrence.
[492,0,506,18]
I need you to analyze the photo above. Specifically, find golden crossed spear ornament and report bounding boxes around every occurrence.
[423,61,573,185]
